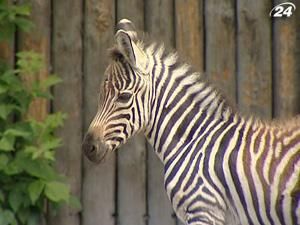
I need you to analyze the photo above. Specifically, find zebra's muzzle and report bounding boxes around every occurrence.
[82,133,109,164]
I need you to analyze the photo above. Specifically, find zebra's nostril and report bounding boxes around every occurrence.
[82,133,97,154]
[90,144,97,153]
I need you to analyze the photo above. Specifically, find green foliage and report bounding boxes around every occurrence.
[0,1,81,225]
[0,0,33,41]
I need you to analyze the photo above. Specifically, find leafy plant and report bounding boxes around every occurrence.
[0,1,80,225]
[0,0,33,41]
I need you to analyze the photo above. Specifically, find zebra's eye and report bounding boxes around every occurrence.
[117,91,132,103]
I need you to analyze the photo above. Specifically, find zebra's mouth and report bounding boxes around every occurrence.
[82,133,110,164]
[93,147,109,164]
[84,142,109,164]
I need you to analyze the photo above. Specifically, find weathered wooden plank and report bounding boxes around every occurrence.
[145,0,174,46]
[147,144,176,225]
[273,0,300,118]
[82,0,116,225]
[145,1,176,225]
[49,1,82,225]
[205,0,236,103]
[175,0,204,72]
[0,40,14,67]
[117,2,147,225]
[117,0,144,30]
[117,135,147,225]
[17,0,50,121]
[237,0,272,118]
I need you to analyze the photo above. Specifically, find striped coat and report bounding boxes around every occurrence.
[82,19,300,225]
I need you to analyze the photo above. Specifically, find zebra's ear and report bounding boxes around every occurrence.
[115,31,136,64]
[115,30,148,74]
[116,19,138,42]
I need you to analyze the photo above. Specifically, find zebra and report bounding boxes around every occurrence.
[82,19,300,225]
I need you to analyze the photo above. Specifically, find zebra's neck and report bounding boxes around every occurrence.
[143,44,235,163]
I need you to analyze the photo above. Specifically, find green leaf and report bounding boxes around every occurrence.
[28,180,45,204]
[42,138,62,151]
[1,69,19,85]
[17,208,29,224]
[41,75,62,89]
[27,211,39,225]
[0,189,4,203]
[45,181,70,202]
[16,51,43,74]
[0,23,15,41]
[0,209,16,225]
[43,150,55,161]
[4,160,22,175]
[4,128,31,138]
[0,104,14,120]
[14,4,31,16]
[0,154,9,170]
[68,195,82,210]
[14,17,33,32]
[19,157,58,180]
[8,189,23,212]
[24,145,38,155]
[0,84,8,95]
[44,112,66,129]
[0,134,15,151]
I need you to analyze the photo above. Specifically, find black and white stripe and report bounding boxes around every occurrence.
[85,19,300,225]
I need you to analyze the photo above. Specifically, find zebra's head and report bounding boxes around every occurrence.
[82,19,151,163]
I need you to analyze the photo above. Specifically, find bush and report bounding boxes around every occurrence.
[0,1,80,225]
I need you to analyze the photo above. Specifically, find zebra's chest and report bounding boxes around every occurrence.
[162,147,238,225]
[163,156,223,224]
[162,149,200,222]
[163,171,190,223]
[164,171,231,225]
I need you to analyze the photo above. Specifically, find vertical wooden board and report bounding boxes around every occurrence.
[145,1,176,225]
[82,0,116,225]
[49,1,82,225]
[175,0,204,72]
[117,0,144,29]
[145,0,174,46]
[273,0,300,118]
[117,1,147,225]
[147,144,176,225]
[17,0,50,121]
[0,40,14,67]
[237,0,272,118]
[205,0,236,103]
[117,135,147,225]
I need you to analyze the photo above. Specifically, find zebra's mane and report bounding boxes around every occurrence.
[270,115,300,130]
[139,34,239,117]
[141,38,300,130]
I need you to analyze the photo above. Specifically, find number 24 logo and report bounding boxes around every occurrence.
[269,2,296,17]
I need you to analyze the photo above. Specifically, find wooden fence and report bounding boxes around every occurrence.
[1,0,300,225]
